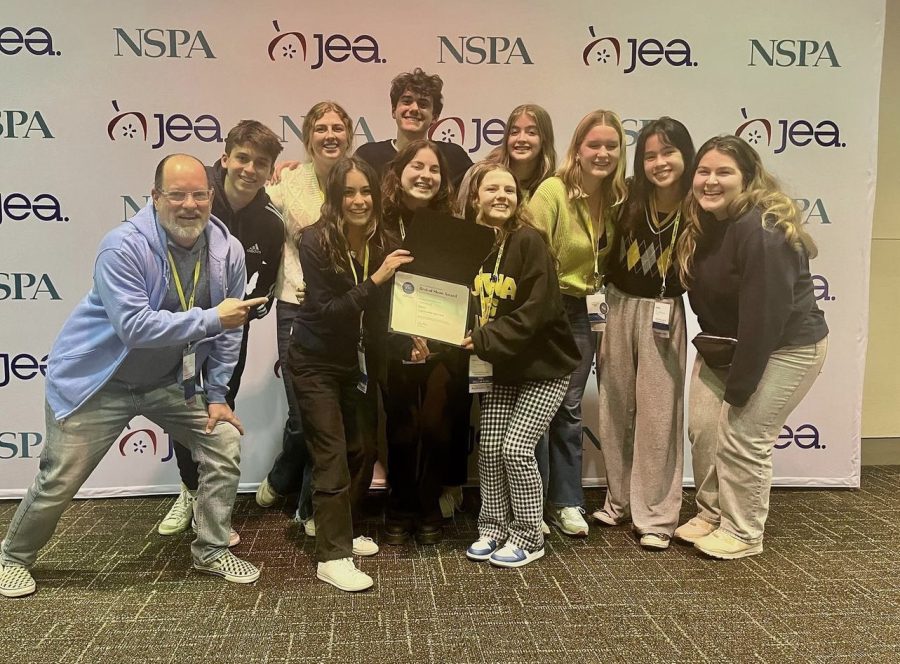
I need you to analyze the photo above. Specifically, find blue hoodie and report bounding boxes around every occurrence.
[45,202,246,420]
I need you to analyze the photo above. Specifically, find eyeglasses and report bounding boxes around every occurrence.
[158,189,213,204]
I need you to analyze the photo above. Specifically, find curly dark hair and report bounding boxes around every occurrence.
[389,68,444,118]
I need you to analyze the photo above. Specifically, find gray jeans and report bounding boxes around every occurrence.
[688,337,828,543]
[1,383,241,567]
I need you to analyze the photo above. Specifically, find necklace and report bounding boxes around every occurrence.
[645,195,678,236]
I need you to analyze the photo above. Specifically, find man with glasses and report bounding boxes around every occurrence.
[0,154,268,598]
[158,121,285,546]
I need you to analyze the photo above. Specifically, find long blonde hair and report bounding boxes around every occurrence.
[676,135,817,285]
[557,109,627,207]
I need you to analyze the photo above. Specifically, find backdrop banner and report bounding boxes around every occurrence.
[1,1,882,497]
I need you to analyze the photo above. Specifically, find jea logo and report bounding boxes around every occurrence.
[0,274,60,301]
[0,110,53,139]
[429,116,506,154]
[114,27,215,58]
[0,25,59,56]
[736,107,844,155]
[749,39,839,67]
[438,35,533,65]
[278,114,374,145]
[107,100,222,150]
[582,26,697,73]
[267,20,385,69]
[812,274,834,302]
[117,423,174,462]
[775,422,826,450]
[1,192,68,225]
[0,351,48,388]
[0,432,44,459]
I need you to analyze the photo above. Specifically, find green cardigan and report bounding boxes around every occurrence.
[527,176,616,298]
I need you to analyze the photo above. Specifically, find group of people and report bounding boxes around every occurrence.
[0,68,828,598]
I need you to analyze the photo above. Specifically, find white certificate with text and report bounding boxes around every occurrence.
[389,271,471,346]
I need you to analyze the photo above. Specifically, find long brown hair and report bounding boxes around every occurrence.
[381,139,455,221]
[676,135,817,285]
[469,163,551,250]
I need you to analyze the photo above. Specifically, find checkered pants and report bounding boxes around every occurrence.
[477,377,569,551]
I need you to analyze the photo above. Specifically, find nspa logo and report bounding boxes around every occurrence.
[812,274,834,302]
[428,116,506,154]
[0,110,53,139]
[0,25,59,56]
[582,26,697,74]
[267,20,385,69]
[736,107,844,154]
[749,39,839,68]
[114,27,215,59]
[796,198,831,225]
[438,35,533,65]
[0,432,44,459]
[1,192,68,225]
[0,273,60,301]
[107,100,222,150]
[278,114,374,145]
[775,423,826,450]
[121,194,151,222]
[0,352,47,388]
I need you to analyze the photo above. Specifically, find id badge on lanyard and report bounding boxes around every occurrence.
[182,343,197,405]
[356,340,368,394]
[652,300,672,339]
[468,355,493,393]
[586,287,608,333]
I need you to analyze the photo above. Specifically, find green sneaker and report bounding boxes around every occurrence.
[158,484,194,535]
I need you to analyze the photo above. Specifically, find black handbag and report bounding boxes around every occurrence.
[692,333,737,369]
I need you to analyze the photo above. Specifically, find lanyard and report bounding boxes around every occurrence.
[582,196,603,293]
[477,237,507,326]
[166,250,201,311]
[347,242,370,285]
[644,202,682,299]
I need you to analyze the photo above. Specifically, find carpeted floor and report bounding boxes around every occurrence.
[1,466,898,664]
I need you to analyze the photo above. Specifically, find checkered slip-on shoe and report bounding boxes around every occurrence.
[0,564,36,598]
[193,551,260,584]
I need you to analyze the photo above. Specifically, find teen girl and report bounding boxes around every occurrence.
[463,164,579,567]
[593,118,695,550]
[527,110,626,538]
[289,157,412,591]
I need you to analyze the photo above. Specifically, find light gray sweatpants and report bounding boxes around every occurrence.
[596,284,687,535]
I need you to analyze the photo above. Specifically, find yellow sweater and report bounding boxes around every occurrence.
[528,176,616,297]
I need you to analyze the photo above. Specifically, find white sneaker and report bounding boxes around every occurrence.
[352,536,379,557]
[548,506,589,537]
[255,477,281,508]
[317,558,373,592]
[439,486,463,518]
[541,520,551,536]
[158,484,194,535]
[300,517,316,537]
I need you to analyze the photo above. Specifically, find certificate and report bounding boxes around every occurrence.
[389,271,471,346]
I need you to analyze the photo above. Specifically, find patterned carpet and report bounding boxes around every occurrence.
[1,466,898,664]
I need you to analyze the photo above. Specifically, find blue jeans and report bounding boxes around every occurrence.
[270,300,313,519]
[538,295,596,508]
[1,383,241,567]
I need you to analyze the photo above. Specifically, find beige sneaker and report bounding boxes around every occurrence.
[549,506,589,537]
[639,533,671,550]
[674,516,717,544]
[158,484,194,535]
[255,477,281,508]
[317,558,373,592]
[694,529,763,560]
[352,536,379,557]
[439,486,463,518]
[0,564,36,598]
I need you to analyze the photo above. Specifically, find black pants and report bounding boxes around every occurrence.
[290,345,377,562]
[173,322,248,490]
[384,351,470,526]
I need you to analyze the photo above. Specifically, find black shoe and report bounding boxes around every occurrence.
[415,523,443,545]
[384,522,412,545]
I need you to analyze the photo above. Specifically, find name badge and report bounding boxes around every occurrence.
[586,290,608,333]
[357,343,368,394]
[652,300,672,339]
[182,345,197,405]
[468,355,493,393]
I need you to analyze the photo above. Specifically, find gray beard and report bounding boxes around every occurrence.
[161,217,206,246]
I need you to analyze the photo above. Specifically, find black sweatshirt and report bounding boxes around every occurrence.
[354,139,473,190]
[471,225,580,384]
[207,162,284,320]
[292,220,388,363]
[687,207,828,406]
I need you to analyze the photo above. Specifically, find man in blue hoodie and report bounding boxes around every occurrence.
[0,154,267,598]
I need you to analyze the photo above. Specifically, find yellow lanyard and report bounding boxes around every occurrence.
[645,201,682,299]
[347,242,370,285]
[167,250,201,311]
[581,196,603,293]
[477,237,507,327]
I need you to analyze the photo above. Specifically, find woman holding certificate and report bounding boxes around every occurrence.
[674,135,828,559]
[593,118,695,550]
[462,164,579,567]
[289,157,412,592]
[528,110,626,538]
[379,139,468,546]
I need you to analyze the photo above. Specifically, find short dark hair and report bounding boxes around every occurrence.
[224,120,283,163]
[389,68,444,118]
[154,154,208,190]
